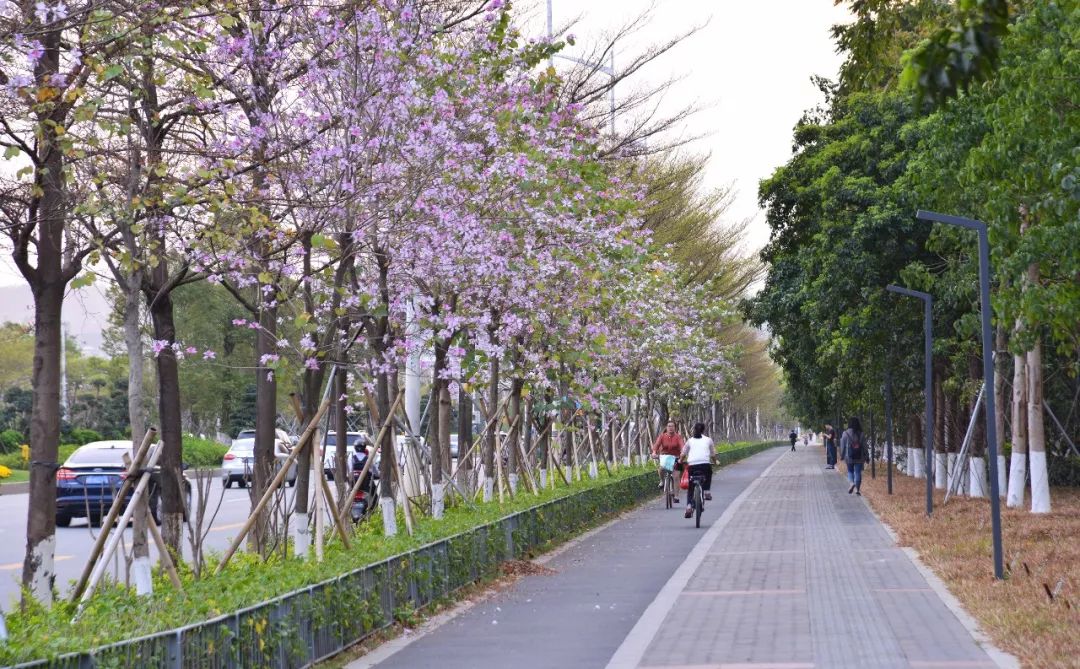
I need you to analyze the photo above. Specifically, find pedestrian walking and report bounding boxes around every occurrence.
[841,417,868,495]
[789,429,798,452]
[824,424,837,469]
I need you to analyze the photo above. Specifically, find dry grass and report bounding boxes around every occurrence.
[855,465,1080,668]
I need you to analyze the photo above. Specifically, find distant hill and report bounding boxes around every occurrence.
[0,282,113,355]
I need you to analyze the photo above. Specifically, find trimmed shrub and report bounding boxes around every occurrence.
[0,428,24,453]
[182,435,229,468]
[67,428,103,445]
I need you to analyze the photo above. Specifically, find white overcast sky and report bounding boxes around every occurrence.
[528,0,851,252]
[0,0,850,287]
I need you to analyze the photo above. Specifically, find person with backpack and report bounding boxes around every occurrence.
[841,417,868,495]
[789,429,798,452]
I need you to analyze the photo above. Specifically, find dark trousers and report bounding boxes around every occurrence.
[687,463,712,499]
[790,439,797,451]
[826,440,837,466]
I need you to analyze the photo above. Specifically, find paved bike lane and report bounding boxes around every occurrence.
[351,447,783,669]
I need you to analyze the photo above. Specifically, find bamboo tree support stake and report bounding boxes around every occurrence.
[525,420,553,461]
[388,433,415,536]
[74,443,163,619]
[313,427,326,562]
[70,428,157,603]
[286,392,351,550]
[448,394,511,484]
[146,508,182,591]
[335,391,403,524]
[587,426,612,477]
[215,396,332,575]
[494,428,507,503]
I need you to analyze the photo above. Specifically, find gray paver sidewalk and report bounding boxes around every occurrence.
[630,447,1004,669]
[351,447,784,669]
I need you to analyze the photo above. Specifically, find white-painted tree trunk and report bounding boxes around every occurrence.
[539,468,547,488]
[1027,338,1051,514]
[911,448,925,478]
[968,456,987,498]
[132,556,153,596]
[294,512,310,558]
[27,536,56,605]
[1007,453,1027,509]
[482,476,494,502]
[997,455,1007,498]
[380,498,397,537]
[934,452,947,489]
[508,473,519,495]
[1007,343,1028,508]
[1030,451,1050,513]
[588,462,598,479]
[946,453,959,493]
[431,483,445,519]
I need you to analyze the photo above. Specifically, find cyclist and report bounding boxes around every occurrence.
[681,422,714,518]
[652,420,684,503]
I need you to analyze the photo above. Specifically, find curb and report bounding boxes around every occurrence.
[0,482,29,496]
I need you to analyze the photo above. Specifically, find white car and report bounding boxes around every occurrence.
[222,429,297,488]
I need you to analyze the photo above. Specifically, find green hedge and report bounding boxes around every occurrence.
[181,435,229,468]
[2,442,779,666]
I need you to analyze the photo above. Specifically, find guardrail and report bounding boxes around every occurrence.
[9,443,780,669]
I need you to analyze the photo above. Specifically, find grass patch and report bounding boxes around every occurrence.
[859,466,1080,668]
[1,469,29,483]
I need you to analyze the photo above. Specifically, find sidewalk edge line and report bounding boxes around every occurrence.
[861,497,1020,669]
[603,449,786,669]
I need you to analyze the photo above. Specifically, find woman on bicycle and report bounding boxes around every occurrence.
[652,420,684,503]
[681,422,714,518]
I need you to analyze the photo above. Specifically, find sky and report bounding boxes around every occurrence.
[526,0,850,253]
[0,0,850,288]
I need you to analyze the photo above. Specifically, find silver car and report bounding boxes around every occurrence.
[222,429,297,488]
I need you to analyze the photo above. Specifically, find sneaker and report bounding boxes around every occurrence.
[856,490,862,496]
[684,506,693,518]
[704,492,712,501]
[672,497,679,504]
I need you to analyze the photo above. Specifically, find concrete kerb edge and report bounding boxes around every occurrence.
[603,447,787,669]
[858,496,1021,669]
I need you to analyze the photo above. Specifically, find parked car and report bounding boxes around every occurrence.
[322,431,369,480]
[222,429,297,488]
[55,440,191,528]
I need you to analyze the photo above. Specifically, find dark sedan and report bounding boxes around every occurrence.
[55,440,187,527]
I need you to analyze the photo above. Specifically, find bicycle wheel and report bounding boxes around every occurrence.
[664,473,673,509]
[694,484,703,528]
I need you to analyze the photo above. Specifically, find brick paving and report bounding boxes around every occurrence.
[637,448,1001,669]
[352,446,1009,669]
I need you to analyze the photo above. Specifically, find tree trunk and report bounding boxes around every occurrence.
[251,300,277,554]
[334,369,348,501]
[21,282,65,606]
[147,290,185,556]
[1006,329,1028,508]
[993,326,1008,497]
[483,354,499,502]
[508,377,523,493]
[1027,337,1050,513]
[125,274,152,594]
[457,383,473,487]
[933,369,947,489]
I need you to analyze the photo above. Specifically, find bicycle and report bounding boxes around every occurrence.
[688,471,707,528]
[655,454,678,509]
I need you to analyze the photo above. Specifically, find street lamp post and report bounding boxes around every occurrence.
[916,209,1005,580]
[887,284,934,517]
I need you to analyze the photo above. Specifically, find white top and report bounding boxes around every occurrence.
[682,436,714,465]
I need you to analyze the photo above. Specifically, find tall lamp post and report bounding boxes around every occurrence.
[916,209,1004,580]
[887,285,934,517]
